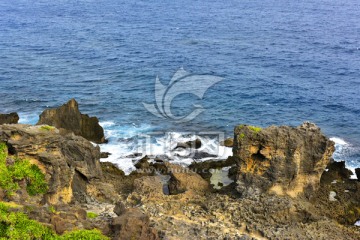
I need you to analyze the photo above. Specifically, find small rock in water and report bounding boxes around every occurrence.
[0,112,19,125]
[355,168,360,181]
[220,138,234,147]
[100,152,111,158]
[126,153,143,158]
[174,139,202,150]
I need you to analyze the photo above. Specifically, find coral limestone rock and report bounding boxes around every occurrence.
[0,124,103,204]
[233,122,335,197]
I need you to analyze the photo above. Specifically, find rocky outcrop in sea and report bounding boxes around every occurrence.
[37,98,106,143]
[0,112,19,125]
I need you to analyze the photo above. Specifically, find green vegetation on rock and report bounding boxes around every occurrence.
[239,133,245,139]
[87,212,98,219]
[0,202,55,239]
[48,206,56,214]
[0,142,48,196]
[0,202,109,240]
[40,125,55,131]
[60,229,108,240]
[248,126,262,133]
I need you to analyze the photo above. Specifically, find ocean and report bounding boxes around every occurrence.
[0,0,359,174]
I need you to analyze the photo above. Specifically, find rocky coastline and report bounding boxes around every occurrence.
[1,100,360,239]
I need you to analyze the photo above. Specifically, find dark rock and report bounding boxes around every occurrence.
[37,99,105,143]
[192,151,217,159]
[220,138,234,147]
[114,201,126,216]
[321,161,354,184]
[0,112,19,125]
[135,156,151,169]
[313,175,360,225]
[111,208,159,240]
[175,138,201,150]
[189,156,236,181]
[233,122,335,197]
[154,155,170,162]
[126,153,143,158]
[100,152,111,158]
[101,162,125,177]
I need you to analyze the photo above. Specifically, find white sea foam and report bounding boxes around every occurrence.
[330,137,357,179]
[99,123,233,174]
[330,137,348,145]
[99,121,116,128]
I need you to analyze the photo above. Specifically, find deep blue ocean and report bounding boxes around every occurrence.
[1,0,359,173]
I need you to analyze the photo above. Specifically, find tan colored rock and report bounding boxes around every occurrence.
[133,176,165,199]
[166,163,209,195]
[0,124,103,204]
[233,122,335,197]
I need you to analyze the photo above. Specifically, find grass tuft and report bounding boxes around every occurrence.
[87,212,98,219]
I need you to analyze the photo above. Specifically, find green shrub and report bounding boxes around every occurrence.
[0,143,7,163]
[59,229,109,240]
[0,202,109,240]
[0,202,55,239]
[87,212,98,219]
[0,142,48,196]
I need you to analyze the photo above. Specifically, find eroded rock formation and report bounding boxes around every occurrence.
[0,124,103,204]
[37,99,106,143]
[233,122,335,197]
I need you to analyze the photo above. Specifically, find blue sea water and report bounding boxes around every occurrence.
[0,0,359,172]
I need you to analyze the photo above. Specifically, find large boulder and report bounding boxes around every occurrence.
[0,112,19,125]
[37,99,105,143]
[0,124,103,204]
[233,122,335,197]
